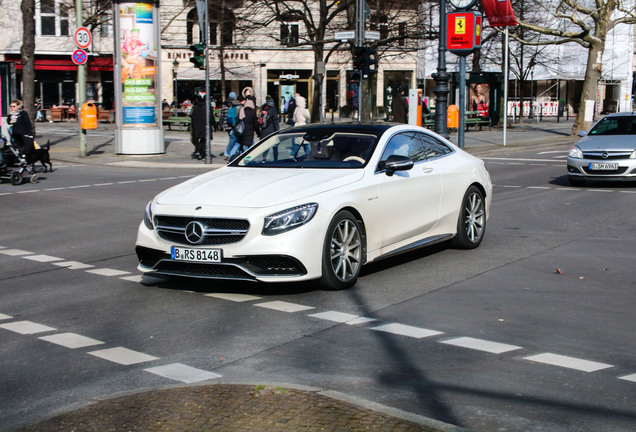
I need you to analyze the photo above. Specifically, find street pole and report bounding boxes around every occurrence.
[75,0,87,157]
[204,6,211,165]
[432,0,450,139]
[458,56,466,149]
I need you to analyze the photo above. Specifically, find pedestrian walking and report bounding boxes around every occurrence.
[391,88,408,123]
[7,99,34,153]
[189,95,213,160]
[228,98,259,161]
[259,95,280,137]
[291,94,311,157]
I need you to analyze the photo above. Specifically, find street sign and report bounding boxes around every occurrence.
[72,49,88,65]
[335,31,355,41]
[74,27,92,49]
[365,30,380,40]
[447,11,482,56]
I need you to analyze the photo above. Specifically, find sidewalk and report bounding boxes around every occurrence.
[39,116,578,170]
[14,117,577,432]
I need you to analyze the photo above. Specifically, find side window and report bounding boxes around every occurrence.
[416,134,453,159]
[378,132,416,170]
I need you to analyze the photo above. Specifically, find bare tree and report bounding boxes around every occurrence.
[512,0,636,134]
[20,0,35,127]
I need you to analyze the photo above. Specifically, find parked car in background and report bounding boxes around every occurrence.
[136,123,492,290]
[567,112,636,186]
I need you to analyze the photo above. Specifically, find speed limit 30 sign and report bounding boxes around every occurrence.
[74,27,92,49]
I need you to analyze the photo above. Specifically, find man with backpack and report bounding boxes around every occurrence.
[259,95,279,138]
[221,92,243,161]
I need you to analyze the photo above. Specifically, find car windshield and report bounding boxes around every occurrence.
[234,131,378,168]
[589,116,636,135]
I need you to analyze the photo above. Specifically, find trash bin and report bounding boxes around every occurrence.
[80,102,97,130]
[447,104,459,129]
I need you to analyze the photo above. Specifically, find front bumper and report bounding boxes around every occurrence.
[136,246,307,282]
[567,157,636,181]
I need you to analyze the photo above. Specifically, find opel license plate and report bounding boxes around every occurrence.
[589,162,618,171]
[171,246,222,262]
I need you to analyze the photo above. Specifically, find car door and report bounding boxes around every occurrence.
[375,131,443,249]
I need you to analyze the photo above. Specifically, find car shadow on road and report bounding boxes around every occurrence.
[550,174,636,189]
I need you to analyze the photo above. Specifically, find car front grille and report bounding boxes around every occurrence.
[582,151,632,160]
[155,216,250,246]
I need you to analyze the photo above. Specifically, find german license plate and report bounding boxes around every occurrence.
[171,246,222,262]
[589,162,618,171]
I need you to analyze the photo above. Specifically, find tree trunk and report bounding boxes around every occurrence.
[21,0,36,129]
[572,41,603,135]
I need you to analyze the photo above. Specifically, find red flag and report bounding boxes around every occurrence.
[482,0,518,27]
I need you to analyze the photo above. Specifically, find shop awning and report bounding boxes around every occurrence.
[4,54,113,71]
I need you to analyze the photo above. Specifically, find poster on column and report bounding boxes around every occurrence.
[119,2,158,126]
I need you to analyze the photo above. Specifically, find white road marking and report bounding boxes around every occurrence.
[144,363,221,383]
[120,275,144,283]
[255,301,315,313]
[371,323,443,339]
[618,374,636,383]
[440,337,522,354]
[23,254,63,262]
[524,353,613,372]
[482,157,562,163]
[206,293,262,302]
[308,311,376,325]
[52,261,94,270]
[88,347,159,365]
[39,332,105,349]
[0,313,14,320]
[85,268,131,277]
[0,249,33,256]
[0,320,56,334]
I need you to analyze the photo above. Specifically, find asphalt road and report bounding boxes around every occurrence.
[1,147,635,432]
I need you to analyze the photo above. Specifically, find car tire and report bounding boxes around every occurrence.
[452,185,486,249]
[320,211,363,290]
[568,176,586,187]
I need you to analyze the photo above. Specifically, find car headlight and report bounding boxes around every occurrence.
[143,201,154,230]
[568,145,583,159]
[263,203,318,235]
[630,149,636,159]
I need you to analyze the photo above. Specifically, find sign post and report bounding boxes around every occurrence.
[447,11,481,148]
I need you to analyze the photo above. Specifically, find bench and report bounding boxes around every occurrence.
[163,116,191,131]
[464,111,491,130]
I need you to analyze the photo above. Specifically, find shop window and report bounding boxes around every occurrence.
[38,0,70,36]
[281,23,299,46]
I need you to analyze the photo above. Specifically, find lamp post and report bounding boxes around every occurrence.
[432,0,450,138]
[172,59,179,105]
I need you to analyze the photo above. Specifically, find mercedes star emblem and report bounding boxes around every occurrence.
[185,221,206,244]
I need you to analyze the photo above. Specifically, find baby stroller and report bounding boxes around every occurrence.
[0,134,38,185]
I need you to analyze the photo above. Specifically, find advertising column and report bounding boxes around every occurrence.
[113,0,164,154]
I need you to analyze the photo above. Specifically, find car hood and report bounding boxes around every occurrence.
[576,134,636,152]
[156,167,364,208]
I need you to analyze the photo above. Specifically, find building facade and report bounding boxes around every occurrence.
[1,0,634,119]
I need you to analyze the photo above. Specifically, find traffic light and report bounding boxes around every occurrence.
[352,46,365,72]
[189,43,205,70]
[363,47,377,77]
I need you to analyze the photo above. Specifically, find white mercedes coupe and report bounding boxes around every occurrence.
[136,123,492,290]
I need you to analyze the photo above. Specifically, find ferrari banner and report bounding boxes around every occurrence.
[482,0,518,27]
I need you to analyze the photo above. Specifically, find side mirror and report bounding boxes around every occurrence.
[577,130,588,137]
[384,155,414,176]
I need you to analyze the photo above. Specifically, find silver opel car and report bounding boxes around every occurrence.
[567,112,636,186]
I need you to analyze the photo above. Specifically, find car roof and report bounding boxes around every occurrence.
[281,122,397,137]
[601,112,636,118]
